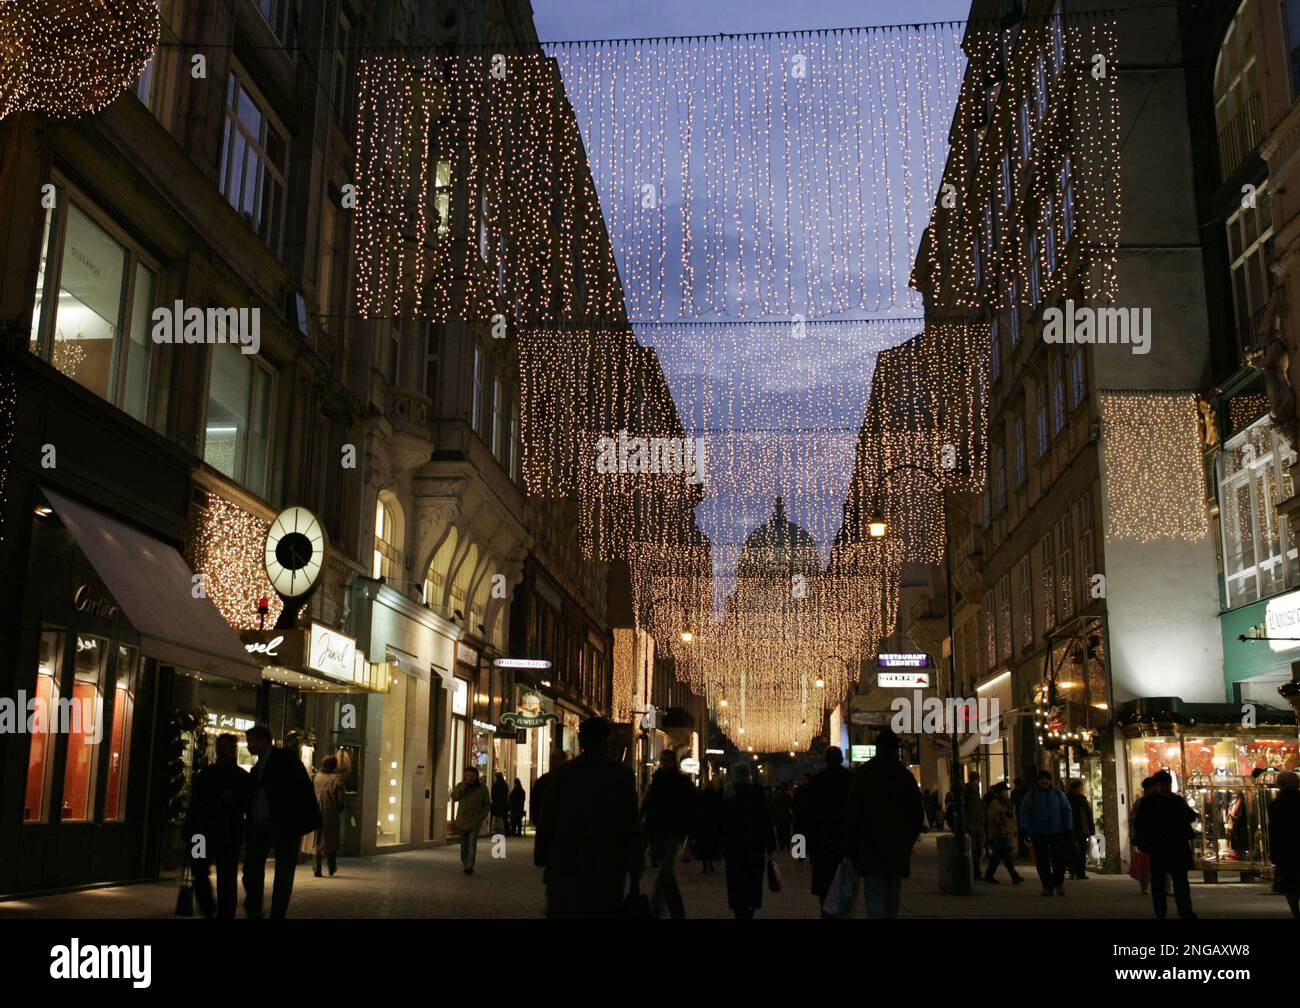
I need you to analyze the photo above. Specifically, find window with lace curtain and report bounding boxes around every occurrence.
[1218,417,1299,608]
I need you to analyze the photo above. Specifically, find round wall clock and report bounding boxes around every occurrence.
[264,506,327,599]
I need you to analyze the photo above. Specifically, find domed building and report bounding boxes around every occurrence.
[735,496,824,579]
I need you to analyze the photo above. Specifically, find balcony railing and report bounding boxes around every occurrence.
[1218,93,1264,182]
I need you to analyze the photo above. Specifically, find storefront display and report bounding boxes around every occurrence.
[1124,728,1299,877]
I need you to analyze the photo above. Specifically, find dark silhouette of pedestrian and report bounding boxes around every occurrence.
[530,750,567,833]
[184,733,251,919]
[641,749,696,918]
[721,761,775,919]
[490,771,510,834]
[1269,770,1300,918]
[845,727,925,918]
[242,724,321,919]
[312,755,345,877]
[451,767,491,874]
[692,777,724,873]
[1019,769,1071,897]
[1066,778,1095,880]
[791,772,814,842]
[1133,769,1198,919]
[983,782,1023,885]
[510,778,526,836]
[534,717,643,918]
[805,746,853,914]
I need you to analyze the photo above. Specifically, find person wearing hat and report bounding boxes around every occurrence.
[983,782,1023,884]
[1269,770,1300,918]
[845,727,925,918]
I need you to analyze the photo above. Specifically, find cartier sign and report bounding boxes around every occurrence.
[73,584,118,621]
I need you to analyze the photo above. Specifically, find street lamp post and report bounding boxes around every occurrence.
[869,461,971,896]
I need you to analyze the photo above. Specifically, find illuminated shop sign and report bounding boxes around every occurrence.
[309,624,358,682]
[877,653,932,668]
[877,671,932,688]
[493,657,552,670]
[1265,590,1300,652]
[500,688,559,729]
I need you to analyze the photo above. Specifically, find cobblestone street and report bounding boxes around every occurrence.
[2,833,1291,920]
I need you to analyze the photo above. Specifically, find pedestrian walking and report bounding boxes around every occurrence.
[963,772,986,881]
[923,788,942,832]
[982,782,1023,885]
[641,750,696,919]
[1018,769,1072,897]
[692,778,723,873]
[845,727,925,918]
[242,724,321,919]
[1269,770,1300,918]
[1066,779,1095,880]
[183,733,251,919]
[510,778,526,837]
[490,771,510,835]
[721,761,775,919]
[805,746,853,915]
[312,755,345,878]
[451,767,491,875]
[1133,769,1198,920]
[1129,777,1157,894]
[534,717,643,918]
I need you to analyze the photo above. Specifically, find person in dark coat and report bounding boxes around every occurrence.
[534,718,643,918]
[845,727,925,918]
[312,755,345,877]
[490,772,510,834]
[1133,769,1198,920]
[1019,769,1072,896]
[641,749,697,918]
[1268,770,1300,918]
[184,733,251,919]
[530,750,567,835]
[721,761,775,918]
[692,778,724,872]
[805,746,853,914]
[509,778,527,836]
[1066,779,1095,880]
[242,724,321,919]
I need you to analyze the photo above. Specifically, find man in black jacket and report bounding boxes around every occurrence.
[641,749,697,919]
[805,746,853,915]
[242,724,321,919]
[535,717,643,918]
[846,728,925,918]
[1133,770,1198,920]
[184,733,251,919]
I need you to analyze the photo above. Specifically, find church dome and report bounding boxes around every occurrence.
[736,496,823,577]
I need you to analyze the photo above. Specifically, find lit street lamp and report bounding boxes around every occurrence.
[868,460,971,896]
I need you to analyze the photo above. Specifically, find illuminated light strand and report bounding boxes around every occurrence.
[186,490,285,630]
[1099,392,1209,544]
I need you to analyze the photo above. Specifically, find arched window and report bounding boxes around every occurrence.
[1214,0,1262,177]
[373,496,400,580]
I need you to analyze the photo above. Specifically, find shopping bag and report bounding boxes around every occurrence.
[766,858,783,893]
[821,859,860,918]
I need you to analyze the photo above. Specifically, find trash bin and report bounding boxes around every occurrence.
[936,833,956,893]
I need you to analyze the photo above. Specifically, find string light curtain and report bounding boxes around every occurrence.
[186,491,284,630]
[0,0,160,120]
[1099,392,1210,544]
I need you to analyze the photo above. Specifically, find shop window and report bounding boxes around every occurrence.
[29,194,158,425]
[24,631,62,823]
[62,634,107,822]
[104,644,138,821]
[219,66,288,255]
[378,660,410,846]
[204,342,273,497]
[1218,418,1299,608]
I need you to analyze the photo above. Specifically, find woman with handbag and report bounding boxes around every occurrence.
[1128,777,1154,894]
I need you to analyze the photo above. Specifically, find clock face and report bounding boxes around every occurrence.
[264,506,326,598]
